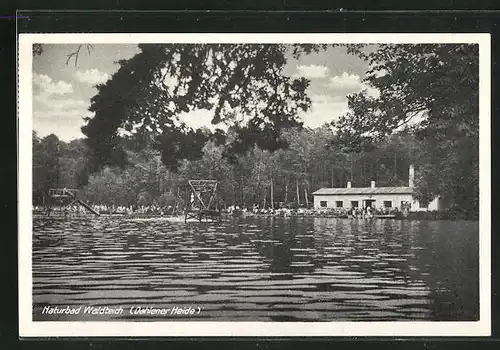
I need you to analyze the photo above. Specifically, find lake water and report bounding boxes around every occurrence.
[32,216,479,321]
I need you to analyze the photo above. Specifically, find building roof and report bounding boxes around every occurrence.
[312,187,414,195]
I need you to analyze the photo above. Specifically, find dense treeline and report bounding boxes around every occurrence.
[33,126,419,209]
[32,43,480,220]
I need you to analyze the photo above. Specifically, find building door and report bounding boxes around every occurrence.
[363,199,376,208]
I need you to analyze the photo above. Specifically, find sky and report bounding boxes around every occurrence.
[32,44,374,142]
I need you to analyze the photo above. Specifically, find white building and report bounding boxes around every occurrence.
[312,165,440,212]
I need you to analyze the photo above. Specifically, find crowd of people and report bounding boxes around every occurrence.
[33,202,407,219]
[226,205,406,218]
[32,203,179,216]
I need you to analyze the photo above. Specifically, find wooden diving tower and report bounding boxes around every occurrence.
[46,188,100,217]
[184,180,221,223]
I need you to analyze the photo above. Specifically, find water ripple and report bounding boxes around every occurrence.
[32,216,479,321]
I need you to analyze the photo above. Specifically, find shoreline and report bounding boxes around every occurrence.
[32,211,478,222]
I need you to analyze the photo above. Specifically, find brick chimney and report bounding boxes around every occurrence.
[409,164,415,187]
[347,181,351,188]
[371,181,376,188]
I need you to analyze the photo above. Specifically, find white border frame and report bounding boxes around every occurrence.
[18,33,491,337]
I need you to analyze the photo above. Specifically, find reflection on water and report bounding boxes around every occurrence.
[32,216,479,321]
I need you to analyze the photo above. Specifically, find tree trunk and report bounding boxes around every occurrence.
[256,162,261,207]
[350,153,354,181]
[296,178,300,206]
[304,188,309,207]
[362,161,366,185]
[284,182,288,203]
[331,165,334,187]
[270,177,274,209]
[240,175,244,207]
[394,151,397,178]
[231,172,236,205]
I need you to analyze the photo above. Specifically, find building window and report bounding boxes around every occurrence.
[384,200,392,208]
[419,201,428,209]
[336,201,343,208]
[320,201,327,208]
[351,201,359,208]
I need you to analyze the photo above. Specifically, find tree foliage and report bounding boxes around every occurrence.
[335,44,479,217]
[33,128,423,212]
[32,43,480,219]
[82,44,330,171]
[336,44,478,138]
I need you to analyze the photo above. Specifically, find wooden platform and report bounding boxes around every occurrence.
[184,179,221,223]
